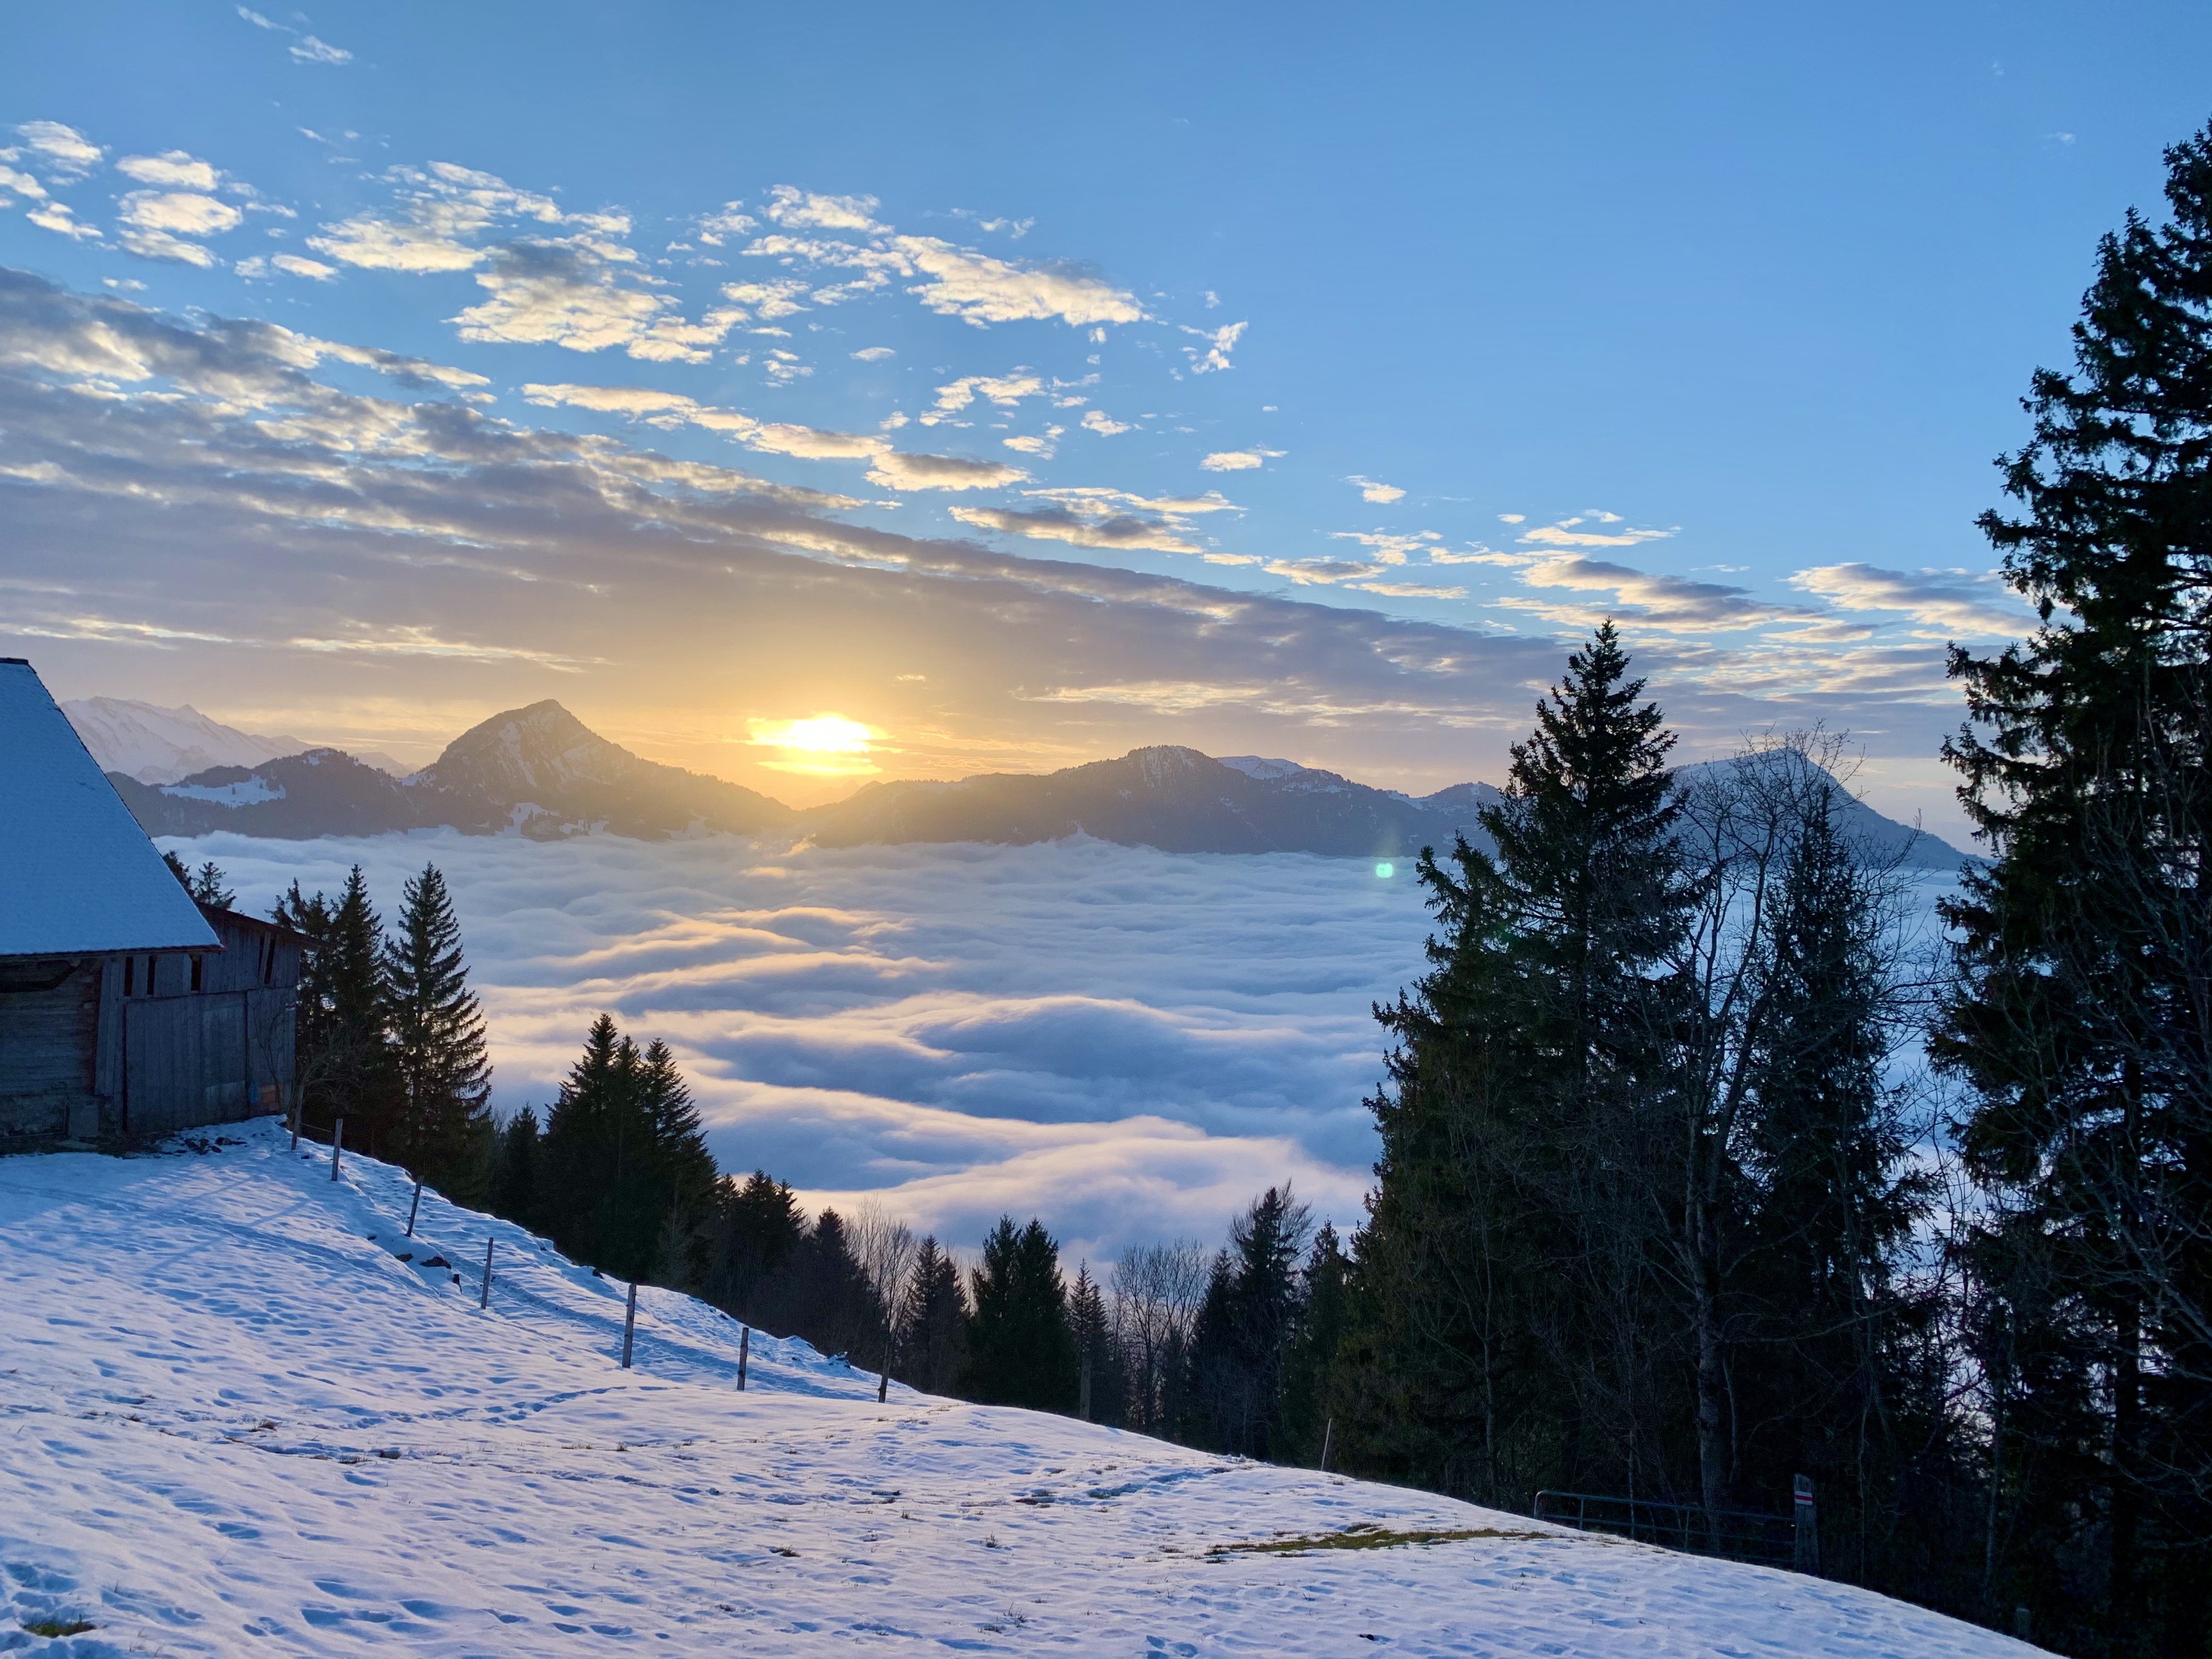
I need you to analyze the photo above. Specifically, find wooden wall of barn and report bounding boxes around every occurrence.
[1,910,304,1145]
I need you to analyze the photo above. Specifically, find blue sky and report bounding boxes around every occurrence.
[3,2,2208,836]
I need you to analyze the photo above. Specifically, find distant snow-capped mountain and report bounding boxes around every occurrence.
[102,698,1967,868]
[109,700,795,842]
[61,697,311,786]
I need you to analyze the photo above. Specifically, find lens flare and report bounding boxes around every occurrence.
[1374,861,1395,879]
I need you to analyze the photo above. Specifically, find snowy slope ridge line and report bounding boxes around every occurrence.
[0,1123,2034,1658]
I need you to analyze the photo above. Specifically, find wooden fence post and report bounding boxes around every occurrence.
[737,1326,749,1391]
[330,1117,345,1181]
[290,1101,301,1151]
[405,1176,424,1238]
[621,1282,639,1369]
[478,1238,494,1309]
[1080,1354,1092,1422]
[1792,1474,1819,1574]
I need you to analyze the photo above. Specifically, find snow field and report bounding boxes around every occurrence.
[0,1123,2035,1658]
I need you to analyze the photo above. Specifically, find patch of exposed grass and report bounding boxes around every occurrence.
[1209,1522,1553,1556]
[23,1618,98,1637]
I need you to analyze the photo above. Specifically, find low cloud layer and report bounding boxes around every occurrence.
[185,831,1424,1260]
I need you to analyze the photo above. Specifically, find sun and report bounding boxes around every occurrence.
[747,714,882,777]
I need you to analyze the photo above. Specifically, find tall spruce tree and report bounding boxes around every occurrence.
[962,1217,1078,1411]
[311,866,396,1149]
[383,864,492,1197]
[1937,121,2212,1655]
[489,1104,544,1235]
[896,1237,970,1395]
[1346,623,1691,1505]
[1187,1187,1313,1458]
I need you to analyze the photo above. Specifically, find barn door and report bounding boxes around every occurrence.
[201,995,248,1120]
[124,997,200,1135]
[125,995,251,1133]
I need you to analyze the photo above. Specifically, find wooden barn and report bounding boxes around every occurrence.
[0,658,308,1145]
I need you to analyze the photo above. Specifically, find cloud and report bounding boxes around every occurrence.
[928,371,1045,420]
[1027,486,1240,518]
[519,378,1024,488]
[1002,426,1063,457]
[1330,529,1439,566]
[1182,319,1246,373]
[747,217,1144,330]
[1265,558,1383,585]
[720,278,812,319]
[1348,580,1465,600]
[1518,514,1674,549]
[456,243,743,362]
[1081,409,1133,436]
[290,34,353,64]
[763,185,885,233]
[851,346,895,362]
[1498,556,1841,635]
[119,195,242,235]
[951,504,1200,556]
[1788,563,2035,638]
[867,451,1027,492]
[0,163,48,201]
[186,831,1414,1250]
[270,253,337,280]
[308,161,569,273]
[1347,475,1404,505]
[115,151,221,191]
[26,202,100,241]
[1200,448,1283,472]
[12,121,102,180]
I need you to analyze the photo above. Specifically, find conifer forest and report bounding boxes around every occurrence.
[244,125,2212,1659]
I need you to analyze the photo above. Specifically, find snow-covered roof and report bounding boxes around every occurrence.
[0,658,219,958]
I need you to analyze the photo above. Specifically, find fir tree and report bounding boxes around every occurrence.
[1937,120,2212,1652]
[1280,1222,1349,1466]
[302,866,396,1148]
[962,1217,1077,1412]
[706,1170,806,1323]
[489,1105,543,1234]
[1187,1187,1313,1458]
[162,851,234,909]
[383,864,492,1197]
[541,1014,647,1274]
[896,1237,970,1395]
[1345,623,1691,1505]
[1068,1263,1123,1425]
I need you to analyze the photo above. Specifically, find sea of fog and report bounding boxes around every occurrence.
[173,828,1966,1263]
[171,830,1442,1261]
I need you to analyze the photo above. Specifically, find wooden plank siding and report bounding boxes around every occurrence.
[1,904,306,1147]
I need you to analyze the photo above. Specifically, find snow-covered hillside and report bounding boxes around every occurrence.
[0,1126,2029,1658]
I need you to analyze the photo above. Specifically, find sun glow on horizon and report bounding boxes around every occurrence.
[747,713,884,777]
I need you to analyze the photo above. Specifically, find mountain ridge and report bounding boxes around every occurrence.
[102,698,1967,867]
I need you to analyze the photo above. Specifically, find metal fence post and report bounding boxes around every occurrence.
[737,1325,749,1391]
[1793,1474,1819,1574]
[1319,1418,1334,1474]
[405,1176,424,1238]
[330,1116,345,1181]
[620,1281,639,1368]
[479,1238,494,1309]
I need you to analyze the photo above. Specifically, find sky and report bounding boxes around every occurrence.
[4,3,2210,840]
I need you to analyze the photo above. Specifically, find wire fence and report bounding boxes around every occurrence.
[1533,1488,1806,1570]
